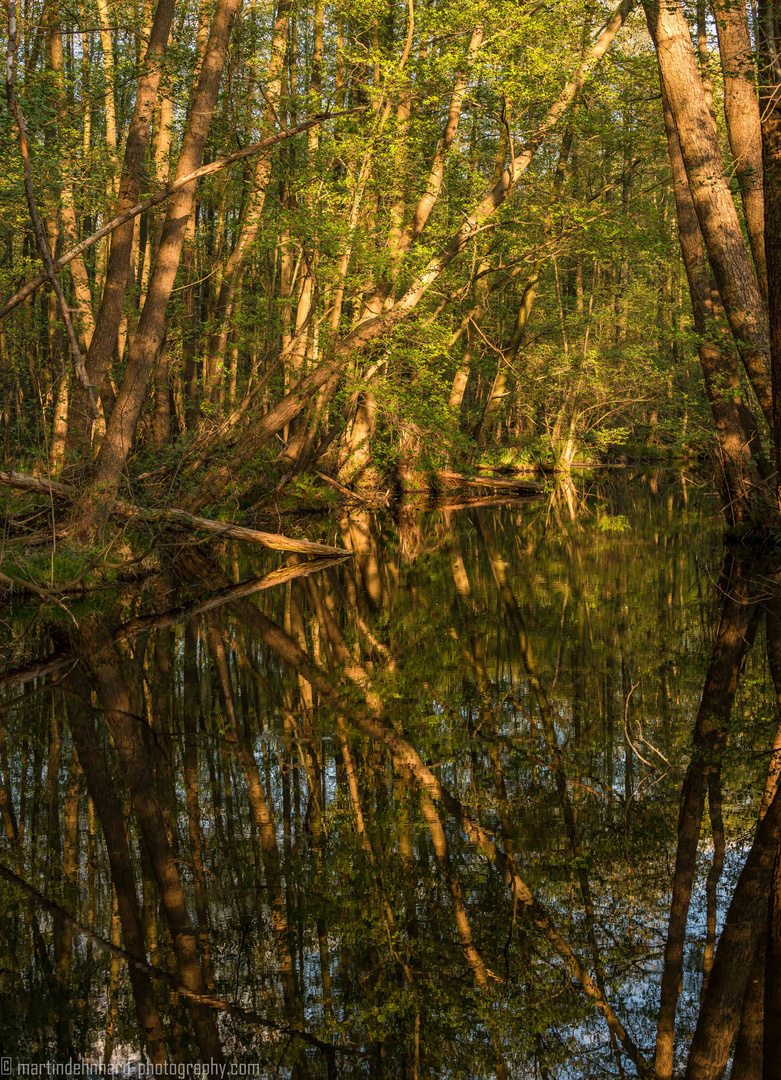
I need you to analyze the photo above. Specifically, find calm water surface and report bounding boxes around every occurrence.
[1,473,779,1078]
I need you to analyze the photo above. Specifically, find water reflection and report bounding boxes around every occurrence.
[1,473,780,1078]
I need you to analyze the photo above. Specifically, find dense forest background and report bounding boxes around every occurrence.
[1,0,780,537]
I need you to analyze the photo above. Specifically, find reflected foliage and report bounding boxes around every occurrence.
[1,473,780,1078]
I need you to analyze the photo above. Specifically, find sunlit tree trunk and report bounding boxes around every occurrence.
[49,372,69,474]
[658,76,767,521]
[64,0,176,475]
[644,0,772,428]
[759,1,781,511]
[713,0,767,302]
[85,0,242,517]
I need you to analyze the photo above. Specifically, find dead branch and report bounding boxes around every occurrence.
[0,468,350,556]
[0,469,73,498]
[437,470,542,493]
[109,504,348,556]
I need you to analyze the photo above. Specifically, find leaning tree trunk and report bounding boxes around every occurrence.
[82,0,242,523]
[759,1,781,512]
[63,0,176,478]
[712,0,767,303]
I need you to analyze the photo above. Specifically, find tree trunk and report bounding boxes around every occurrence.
[713,0,767,302]
[658,74,767,521]
[76,626,224,1063]
[654,560,758,1080]
[63,0,176,476]
[759,3,781,511]
[644,0,772,428]
[66,685,169,1065]
[685,782,781,1080]
[84,0,241,515]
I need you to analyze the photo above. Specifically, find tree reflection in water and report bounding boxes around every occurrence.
[1,473,780,1079]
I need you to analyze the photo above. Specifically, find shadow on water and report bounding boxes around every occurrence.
[1,471,781,1078]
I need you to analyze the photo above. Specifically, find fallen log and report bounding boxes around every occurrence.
[436,495,536,512]
[474,462,541,476]
[0,469,72,498]
[0,468,350,557]
[110,504,347,556]
[436,470,543,494]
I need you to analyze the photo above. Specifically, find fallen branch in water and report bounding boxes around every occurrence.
[437,470,543,494]
[0,468,349,557]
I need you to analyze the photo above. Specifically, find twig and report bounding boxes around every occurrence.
[623,680,654,769]
[0,568,78,624]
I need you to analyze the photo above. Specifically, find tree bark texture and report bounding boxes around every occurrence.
[644,0,772,429]
[86,0,242,506]
[64,0,177,476]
